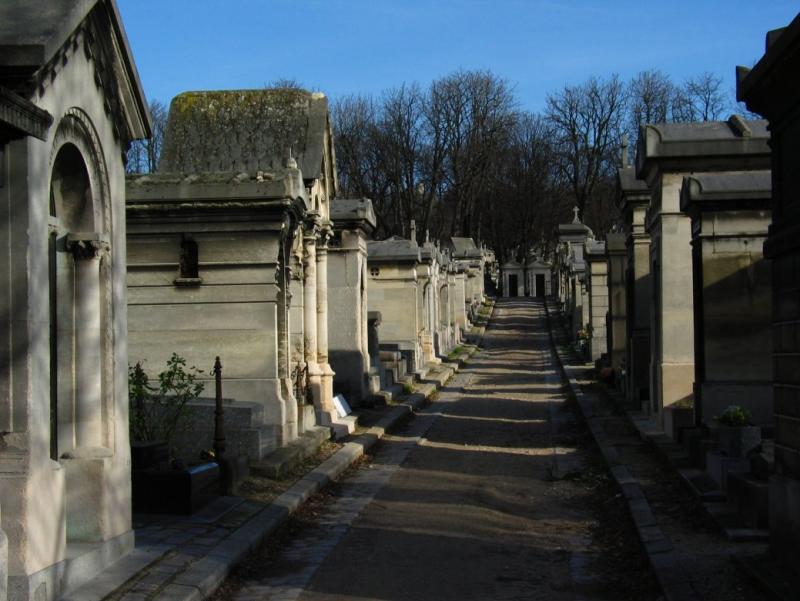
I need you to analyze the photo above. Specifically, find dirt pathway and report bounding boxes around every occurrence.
[217,298,658,601]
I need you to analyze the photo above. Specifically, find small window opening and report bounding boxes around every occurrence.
[175,237,201,285]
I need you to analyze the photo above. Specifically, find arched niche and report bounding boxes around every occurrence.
[50,142,96,232]
[47,109,112,463]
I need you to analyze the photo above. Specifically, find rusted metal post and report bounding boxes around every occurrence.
[213,356,225,465]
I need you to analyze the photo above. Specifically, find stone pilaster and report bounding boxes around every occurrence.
[302,215,323,414]
[66,235,108,450]
[315,222,336,418]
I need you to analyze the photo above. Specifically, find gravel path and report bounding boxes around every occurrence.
[215,298,658,601]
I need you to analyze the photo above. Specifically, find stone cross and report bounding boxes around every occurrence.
[621,134,629,168]
[572,206,581,224]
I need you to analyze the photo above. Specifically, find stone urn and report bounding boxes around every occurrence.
[718,425,761,458]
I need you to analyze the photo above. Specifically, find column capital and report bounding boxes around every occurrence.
[303,211,321,239]
[66,233,109,260]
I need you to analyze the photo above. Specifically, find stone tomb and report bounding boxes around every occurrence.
[127,89,341,458]
[605,232,628,377]
[0,2,151,599]
[447,237,485,321]
[584,240,609,362]
[616,165,652,409]
[501,260,525,297]
[417,237,446,363]
[554,210,593,341]
[328,198,378,407]
[738,13,800,567]
[636,117,770,426]
[680,170,772,426]
[367,236,423,375]
[525,254,552,298]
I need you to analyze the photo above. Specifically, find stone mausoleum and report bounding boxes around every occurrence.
[127,88,342,459]
[0,1,151,600]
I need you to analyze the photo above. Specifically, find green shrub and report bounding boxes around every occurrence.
[129,354,205,450]
[715,405,752,427]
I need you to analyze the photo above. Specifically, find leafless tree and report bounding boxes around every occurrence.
[126,98,168,173]
[673,71,730,122]
[545,74,627,218]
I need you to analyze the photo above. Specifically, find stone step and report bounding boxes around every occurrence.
[250,426,330,479]
[727,472,769,529]
[330,415,358,440]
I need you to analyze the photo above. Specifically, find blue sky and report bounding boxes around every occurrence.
[118,1,799,113]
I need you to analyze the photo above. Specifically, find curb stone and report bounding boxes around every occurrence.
[543,299,700,601]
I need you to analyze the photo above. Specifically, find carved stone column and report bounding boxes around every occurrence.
[67,235,107,449]
[62,234,111,544]
[302,215,323,411]
[315,222,336,417]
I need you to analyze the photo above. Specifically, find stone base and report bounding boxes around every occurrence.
[297,404,317,434]
[60,449,113,543]
[706,450,749,490]
[8,529,134,601]
[1,524,7,601]
[664,405,694,442]
[316,410,357,440]
[656,361,694,425]
[769,474,800,571]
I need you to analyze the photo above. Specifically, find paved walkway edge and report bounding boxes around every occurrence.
[543,299,700,601]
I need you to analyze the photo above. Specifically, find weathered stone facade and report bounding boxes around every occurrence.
[680,170,773,426]
[585,240,609,362]
[617,165,652,409]
[367,237,423,374]
[328,198,377,407]
[738,13,800,570]
[636,118,770,425]
[0,2,150,600]
[500,260,525,297]
[127,89,340,458]
[553,211,592,342]
[605,232,627,376]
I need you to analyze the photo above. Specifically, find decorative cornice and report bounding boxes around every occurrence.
[0,85,52,140]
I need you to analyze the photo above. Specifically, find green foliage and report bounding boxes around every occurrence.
[715,405,753,427]
[129,354,205,450]
[447,345,464,360]
[402,382,414,395]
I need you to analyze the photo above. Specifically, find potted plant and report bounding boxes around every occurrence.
[715,405,761,458]
[129,354,218,514]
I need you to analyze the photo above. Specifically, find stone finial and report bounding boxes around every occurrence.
[286,146,297,169]
[425,229,430,244]
[621,134,629,168]
[410,219,417,243]
[572,206,581,224]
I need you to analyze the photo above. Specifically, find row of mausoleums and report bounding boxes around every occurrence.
[0,2,493,600]
[554,13,800,573]
[500,252,553,298]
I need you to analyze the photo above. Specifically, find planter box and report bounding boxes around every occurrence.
[718,425,761,458]
[131,441,169,470]
[132,462,219,514]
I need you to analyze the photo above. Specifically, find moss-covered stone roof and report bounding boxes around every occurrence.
[158,88,329,178]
